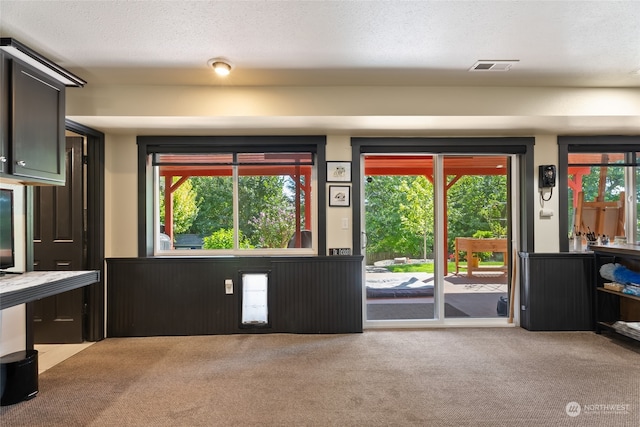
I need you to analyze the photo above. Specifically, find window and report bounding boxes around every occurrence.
[559,137,640,251]
[568,152,629,239]
[149,146,318,255]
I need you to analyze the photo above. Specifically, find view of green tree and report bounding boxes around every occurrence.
[189,176,233,237]
[284,175,309,229]
[202,228,252,249]
[249,206,296,248]
[579,166,625,201]
[166,174,302,249]
[447,175,507,252]
[364,176,421,256]
[239,176,293,245]
[365,173,507,260]
[159,177,198,235]
[162,166,510,257]
[399,175,434,260]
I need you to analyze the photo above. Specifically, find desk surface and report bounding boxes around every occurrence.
[454,238,507,276]
[590,243,640,258]
[0,270,100,310]
[455,237,507,248]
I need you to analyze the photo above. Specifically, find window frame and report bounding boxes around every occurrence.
[351,137,536,255]
[154,156,317,255]
[138,136,327,257]
[558,136,640,252]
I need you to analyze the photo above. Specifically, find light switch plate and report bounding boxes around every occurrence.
[225,279,233,294]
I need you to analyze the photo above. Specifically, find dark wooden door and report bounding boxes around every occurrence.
[32,136,85,343]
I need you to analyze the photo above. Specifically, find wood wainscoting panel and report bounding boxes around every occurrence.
[107,256,363,337]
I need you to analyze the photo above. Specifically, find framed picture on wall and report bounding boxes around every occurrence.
[327,161,351,182]
[329,185,350,207]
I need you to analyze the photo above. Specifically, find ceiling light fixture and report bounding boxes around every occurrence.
[208,58,234,76]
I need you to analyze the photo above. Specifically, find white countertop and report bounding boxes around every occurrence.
[0,270,100,310]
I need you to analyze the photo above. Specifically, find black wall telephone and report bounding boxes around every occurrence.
[539,165,556,188]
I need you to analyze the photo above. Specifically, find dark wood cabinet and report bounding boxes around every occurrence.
[0,51,8,175]
[519,252,595,331]
[10,59,65,184]
[0,47,68,185]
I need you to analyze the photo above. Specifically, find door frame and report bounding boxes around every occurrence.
[352,137,536,328]
[25,120,105,347]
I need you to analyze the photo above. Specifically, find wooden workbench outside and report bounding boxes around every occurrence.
[454,237,507,277]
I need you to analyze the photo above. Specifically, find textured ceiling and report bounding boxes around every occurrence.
[3,0,640,87]
[2,1,640,134]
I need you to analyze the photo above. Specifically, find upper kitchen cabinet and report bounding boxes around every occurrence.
[0,51,7,176]
[0,38,85,185]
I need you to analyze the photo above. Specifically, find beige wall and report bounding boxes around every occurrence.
[533,135,560,253]
[326,135,353,252]
[103,132,564,258]
[83,84,640,258]
[68,85,640,120]
[105,134,139,258]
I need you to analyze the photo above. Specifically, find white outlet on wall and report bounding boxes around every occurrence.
[225,279,233,294]
[341,218,349,229]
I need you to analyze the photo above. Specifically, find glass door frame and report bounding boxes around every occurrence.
[351,137,535,328]
[360,153,442,324]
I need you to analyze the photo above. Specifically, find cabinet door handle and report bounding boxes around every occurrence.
[0,156,6,163]
[16,160,26,167]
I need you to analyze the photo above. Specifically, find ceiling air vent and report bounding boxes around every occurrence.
[469,60,519,72]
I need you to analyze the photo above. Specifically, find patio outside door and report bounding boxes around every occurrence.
[363,154,511,323]
[443,155,510,319]
[363,154,437,321]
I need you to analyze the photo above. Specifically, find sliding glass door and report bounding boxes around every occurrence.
[443,155,510,319]
[363,154,436,321]
[362,153,512,324]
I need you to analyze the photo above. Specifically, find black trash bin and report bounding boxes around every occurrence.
[0,349,38,406]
